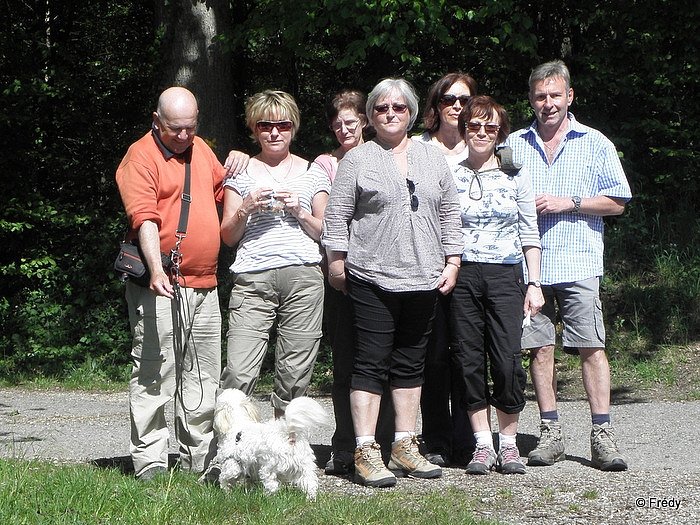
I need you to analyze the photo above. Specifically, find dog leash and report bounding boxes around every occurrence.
[168,151,206,466]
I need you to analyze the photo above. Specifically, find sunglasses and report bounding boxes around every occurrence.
[331,119,361,132]
[407,179,419,211]
[256,120,294,133]
[469,172,483,201]
[439,94,470,106]
[466,122,500,135]
[373,103,408,114]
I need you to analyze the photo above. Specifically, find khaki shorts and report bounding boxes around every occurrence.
[521,276,606,351]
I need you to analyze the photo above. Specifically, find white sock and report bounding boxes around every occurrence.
[474,430,493,448]
[499,432,517,449]
[394,431,413,442]
[356,435,375,448]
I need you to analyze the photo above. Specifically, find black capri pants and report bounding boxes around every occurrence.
[347,273,438,395]
[450,262,527,415]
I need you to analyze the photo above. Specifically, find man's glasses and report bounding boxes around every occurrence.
[439,94,470,107]
[256,120,294,133]
[374,103,408,114]
[159,118,197,136]
[407,179,419,211]
[466,122,500,135]
[331,119,360,132]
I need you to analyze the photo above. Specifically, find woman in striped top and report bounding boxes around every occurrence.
[220,90,330,418]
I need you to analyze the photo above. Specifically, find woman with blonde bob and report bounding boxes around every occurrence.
[322,78,462,487]
[220,90,330,417]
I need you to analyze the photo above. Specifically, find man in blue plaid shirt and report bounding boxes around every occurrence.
[507,60,632,471]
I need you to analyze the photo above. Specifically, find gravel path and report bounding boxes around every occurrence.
[1,387,699,524]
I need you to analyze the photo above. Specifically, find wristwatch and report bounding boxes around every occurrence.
[571,196,581,213]
[528,280,541,288]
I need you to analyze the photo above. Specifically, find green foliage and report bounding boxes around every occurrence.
[1,1,156,379]
[604,243,700,352]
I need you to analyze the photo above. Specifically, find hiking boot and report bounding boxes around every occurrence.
[528,420,565,466]
[466,444,497,475]
[138,465,167,482]
[354,442,397,487]
[591,423,628,471]
[325,450,355,475]
[497,444,526,474]
[388,436,442,479]
[424,449,449,467]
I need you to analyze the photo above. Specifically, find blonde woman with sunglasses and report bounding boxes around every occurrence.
[220,90,329,418]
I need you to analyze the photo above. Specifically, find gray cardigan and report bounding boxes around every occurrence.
[321,138,463,292]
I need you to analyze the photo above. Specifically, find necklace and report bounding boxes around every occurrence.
[540,128,564,159]
[543,141,558,156]
[259,155,293,185]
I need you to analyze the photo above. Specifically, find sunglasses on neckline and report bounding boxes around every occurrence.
[407,179,419,211]
[256,120,294,133]
[439,94,471,106]
[466,122,500,134]
[373,103,408,114]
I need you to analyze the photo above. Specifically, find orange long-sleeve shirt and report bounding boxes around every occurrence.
[116,131,226,288]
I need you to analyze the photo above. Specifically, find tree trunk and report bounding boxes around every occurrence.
[154,0,237,157]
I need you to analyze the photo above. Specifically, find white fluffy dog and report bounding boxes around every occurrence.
[208,388,329,499]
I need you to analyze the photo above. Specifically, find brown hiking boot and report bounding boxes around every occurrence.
[354,442,396,487]
[388,436,442,479]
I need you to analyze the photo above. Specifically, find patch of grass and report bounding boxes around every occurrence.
[0,460,497,525]
[582,489,598,500]
[0,372,127,392]
[524,338,700,403]
[497,488,514,499]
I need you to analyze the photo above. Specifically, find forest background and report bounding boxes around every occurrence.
[1,0,698,385]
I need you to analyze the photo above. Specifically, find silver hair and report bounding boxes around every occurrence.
[528,60,571,93]
[366,78,420,130]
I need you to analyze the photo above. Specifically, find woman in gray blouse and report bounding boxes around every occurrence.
[321,78,462,488]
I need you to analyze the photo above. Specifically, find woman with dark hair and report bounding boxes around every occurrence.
[414,72,477,468]
[322,78,462,487]
[416,72,477,163]
[451,95,544,475]
[220,90,329,418]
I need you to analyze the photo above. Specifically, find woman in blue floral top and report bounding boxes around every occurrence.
[451,95,544,475]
